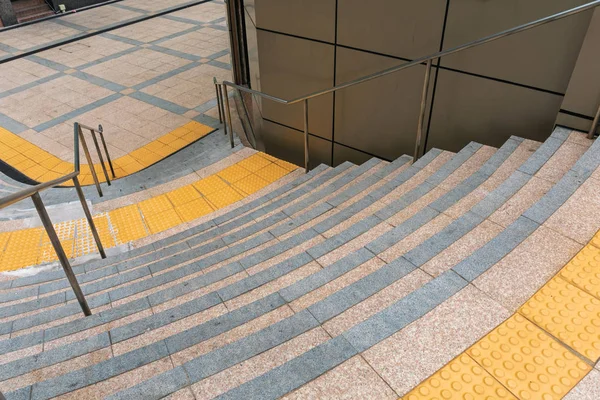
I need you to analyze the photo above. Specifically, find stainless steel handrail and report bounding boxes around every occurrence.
[0,122,111,316]
[216,0,600,170]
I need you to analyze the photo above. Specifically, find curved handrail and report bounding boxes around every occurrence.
[220,0,600,105]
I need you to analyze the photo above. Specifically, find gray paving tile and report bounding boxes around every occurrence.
[5,386,31,400]
[0,291,65,319]
[0,329,43,356]
[0,112,29,134]
[182,310,319,383]
[0,333,110,382]
[12,293,110,333]
[222,212,287,245]
[279,248,375,303]
[165,292,286,355]
[375,182,435,220]
[147,261,243,307]
[518,136,564,176]
[129,91,189,114]
[453,216,539,282]
[111,292,221,344]
[44,297,151,342]
[271,202,333,238]
[308,256,416,324]
[343,270,468,352]
[374,155,412,179]
[216,335,357,400]
[30,341,169,400]
[366,207,439,255]
[404,211,484,267]
[308,215,382,260]
[522,169,585,225]
[427,142,482,186]
[218,252,313,301]
[239,229,319,270]
[106,366,189,400]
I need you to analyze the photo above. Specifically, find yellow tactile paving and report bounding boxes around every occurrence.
[405,231,600,400]
[0,121,214,187]
[520,276,600,362]
[404,354,517,400]
[468,314,590,399]
[193,174,229,196]
[560,244,600,300]
[0,152,298,272]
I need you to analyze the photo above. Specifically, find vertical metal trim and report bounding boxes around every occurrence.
[223,86,235,148]
[90,129,111,186]
[589,103,600,139]
[304,99,310,173]
[31,192,91,316]
[98,125,116,178]
[78,125,103,197]
[415,59,433,160]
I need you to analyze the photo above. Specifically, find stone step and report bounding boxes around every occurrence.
[0,143,488,394]
[3,129,598,399]
[28,139,523,399]
[149,129,599,400]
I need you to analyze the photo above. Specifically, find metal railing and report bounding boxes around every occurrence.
[77,123,116,197]
[214,77,235,149]
[215,0,600,172]
[0,122,112,316]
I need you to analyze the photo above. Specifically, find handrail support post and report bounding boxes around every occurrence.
[415,59,433,161]
[31,192,91,316]
[303,99,310,173]
[223,86,235,148]
[78,125,104,197]
[588,103,600,139]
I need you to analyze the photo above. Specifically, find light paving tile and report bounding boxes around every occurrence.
[473,226,581,311]
[362,285,510,397]
[564,369,600,399]
[544,175,600,245]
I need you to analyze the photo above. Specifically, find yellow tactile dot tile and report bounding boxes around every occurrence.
[109,205,147,244]
[591,231,600,249]
[39,239,74,263]
[255,163,289,183]
[138,195,174,216]
[175,198,214,222]
[273,159,298,172]
[193,175,229,196]
[144,208,182,234]
[233,174,270,195]
[404,354,516,400]
[560,244,600,299]
[237,154,272,172]
[205,186,244,209]
[520,276,600,362]
[0,122,214,186]
[166,185,201,207]
[217,164,253,184]
[468,314,590,400]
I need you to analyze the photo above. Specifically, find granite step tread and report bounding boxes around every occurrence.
[0,154,415,339]
[3,130,584,396]
[0,142,496,396]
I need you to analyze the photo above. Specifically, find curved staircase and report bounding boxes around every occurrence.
[0,126,599,399]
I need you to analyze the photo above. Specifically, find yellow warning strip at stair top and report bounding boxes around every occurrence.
[404,231,600,400]
[0,121,214,187]
[0,152,298,272]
